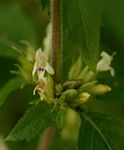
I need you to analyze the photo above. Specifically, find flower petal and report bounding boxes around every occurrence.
[46,63,54,75]
[97,52,111,71]
[109,66,115,76]
[100,51,111,61]
[32,62,37,76]
[35,48,43,59]
[38,69,45,80]
[36,49,47,67]
[97,51,115,73]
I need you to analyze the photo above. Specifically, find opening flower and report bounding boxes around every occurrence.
[32,48,54,80]
[97,51,116,76]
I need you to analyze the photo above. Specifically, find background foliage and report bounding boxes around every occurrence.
[0,0,124,149]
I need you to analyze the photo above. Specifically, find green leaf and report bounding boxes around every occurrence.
[40,0,50,9]
[0,77,27,106]
[62,0,101,73]
[6,103,57,141]
[0,6,37,45]
[0,42,18,59]
[78,112,124,150]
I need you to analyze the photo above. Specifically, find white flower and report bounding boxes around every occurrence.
[97,51,116,76]
[32,48,54,80]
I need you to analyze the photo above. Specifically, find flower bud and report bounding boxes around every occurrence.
[78,66,89,80]
[55,83,63,96]
[87,84,111,95]
[68,56,83,80]
[78,81,97,93]
[63,80,82,90]
[59,89,78,103]
[82,70,95,83]
[78,66,95,83]
[78,92,91,103]
[61,108,81,143]
[73,92,90,105]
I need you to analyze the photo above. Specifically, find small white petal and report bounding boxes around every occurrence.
[97,60,109,72]
[35,48,43,59]
[33,88,36,95]
[109,66,115,76]
[97,51,115,75]
[38,69,45,80]
[36,49,47,67]
[97,52,111,71]
[32,62,37,76]
[33,48,54,80]
[46,63,54,75]
[100,51,111,61]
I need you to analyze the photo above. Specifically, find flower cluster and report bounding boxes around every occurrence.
[32,49,115,110]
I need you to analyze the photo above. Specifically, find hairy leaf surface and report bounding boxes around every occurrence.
[6,103,57,141]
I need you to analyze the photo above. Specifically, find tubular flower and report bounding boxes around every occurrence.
[97,51,116,76]
[32,48,54,80]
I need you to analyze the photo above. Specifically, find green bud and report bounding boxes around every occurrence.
[78,81,97,93]
[55,83,63,96]
[59,89,78,103]
[78,66,89,80]
[82,70,95,83]
[73,92,90,106]
[87,84,111,95]
[78,66,95,83]
[78,92,90,103]
[63,80,82,90]
[68,56,83,80]
[61,108,81,143]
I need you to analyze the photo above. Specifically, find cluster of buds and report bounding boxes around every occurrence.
[32,49,115,110]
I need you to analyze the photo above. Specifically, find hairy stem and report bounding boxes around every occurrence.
[51,0,61,82]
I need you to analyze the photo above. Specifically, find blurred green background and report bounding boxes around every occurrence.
[0,0,49,149]
[0,0,124,149]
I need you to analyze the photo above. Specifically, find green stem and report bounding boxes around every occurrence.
[51,0,61,82]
